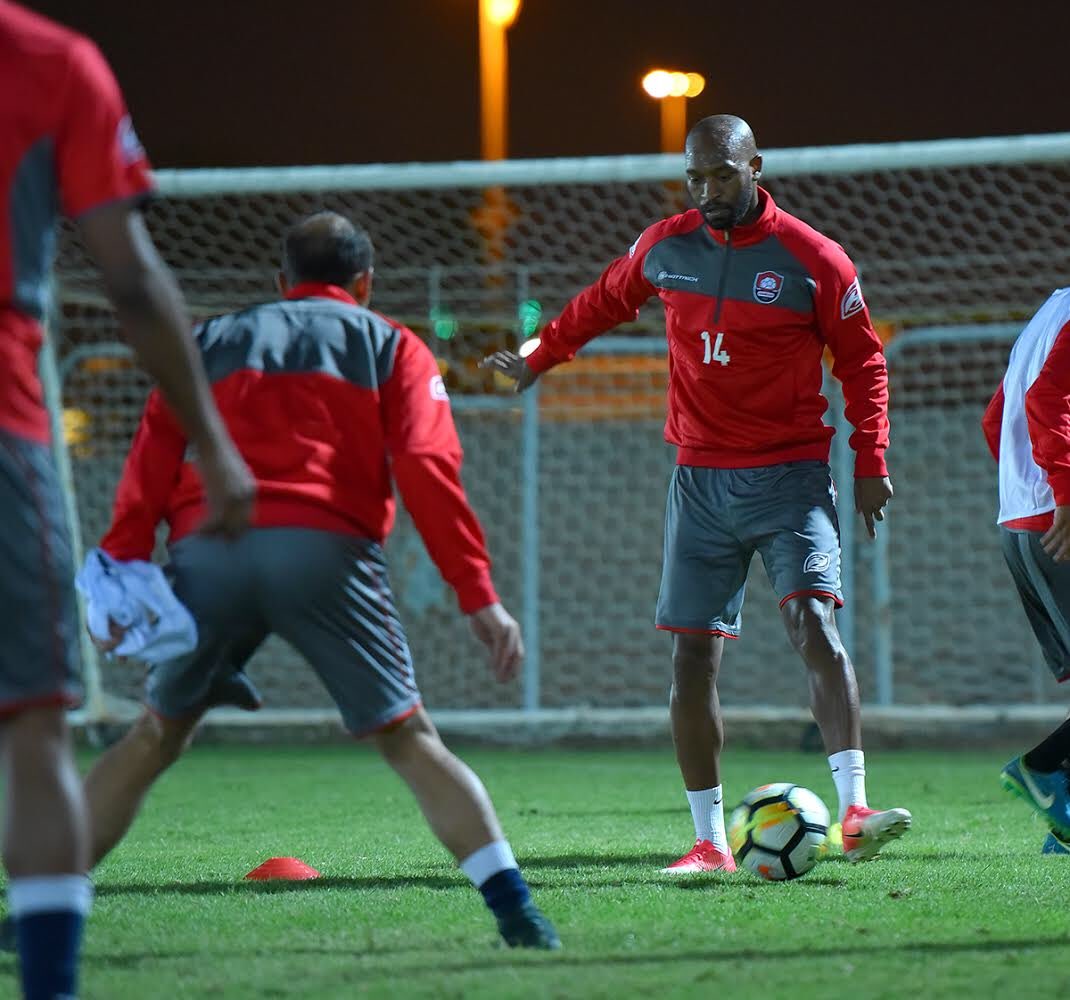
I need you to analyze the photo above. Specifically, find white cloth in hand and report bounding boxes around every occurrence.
[75,547,197,663]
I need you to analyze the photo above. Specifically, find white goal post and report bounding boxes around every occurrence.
[48,132,1070,741]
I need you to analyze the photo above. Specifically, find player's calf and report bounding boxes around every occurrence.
[372,710,560,949]
[83,710,199,867]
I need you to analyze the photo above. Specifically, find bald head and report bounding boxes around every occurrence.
[282,211,373,287]
[683,115,763,231]
[685,115,758,162]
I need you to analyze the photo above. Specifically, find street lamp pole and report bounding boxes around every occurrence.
[479,0,521,160]
[660,96,687,156]
[474,0,521,275]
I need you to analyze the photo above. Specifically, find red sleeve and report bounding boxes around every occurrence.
[526,230,657,375]
[55,36,154,219]
[982,382,1005,462]
[814,253,890,478]
[382,329,498,614]
[1024,321,1070,506]
[99,389,186,561]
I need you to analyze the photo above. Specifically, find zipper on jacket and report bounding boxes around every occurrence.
[713,230,732,325]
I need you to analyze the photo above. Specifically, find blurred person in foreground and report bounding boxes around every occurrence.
[484,114,911,874]
[81,212,560,949]
[0,2,253,996]
[983,288,1070,855]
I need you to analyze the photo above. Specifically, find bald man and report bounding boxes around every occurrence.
[77,212,560,949]
[485,115,911,873]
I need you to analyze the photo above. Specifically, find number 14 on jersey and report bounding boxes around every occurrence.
[700,331,730,366]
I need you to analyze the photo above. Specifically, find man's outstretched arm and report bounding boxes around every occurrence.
[482,233,658,391]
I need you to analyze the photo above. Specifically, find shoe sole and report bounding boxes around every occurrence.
[1001,770,1070,841]
[659,864,736,875]
[844,810,912,863]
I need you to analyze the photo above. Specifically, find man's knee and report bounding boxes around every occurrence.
[782,597,842,658]
[371,707,440,766]
[671,634,721,684]
[128,710,196,770]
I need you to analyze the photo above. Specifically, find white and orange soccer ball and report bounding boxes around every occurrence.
[728,783,830,881]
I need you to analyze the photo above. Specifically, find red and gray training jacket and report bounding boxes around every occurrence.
[101,283,499,614]
[525,187,890,477]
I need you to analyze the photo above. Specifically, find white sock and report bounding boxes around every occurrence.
[459,840,518,888]
[7,874,93,917]
[685,786,727,852]
[828,749,868,821]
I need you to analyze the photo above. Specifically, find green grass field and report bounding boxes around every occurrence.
[2,745,1068,999]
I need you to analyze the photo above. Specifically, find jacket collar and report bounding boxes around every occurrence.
[283,282,358,304]
[707,186,778,246]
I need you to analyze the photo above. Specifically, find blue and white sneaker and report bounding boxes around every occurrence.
[1042,831,1070,855]
[1000,755,1070,840]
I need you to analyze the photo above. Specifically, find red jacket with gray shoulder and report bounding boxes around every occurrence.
[526,188,890,476]
[100,283,498,614]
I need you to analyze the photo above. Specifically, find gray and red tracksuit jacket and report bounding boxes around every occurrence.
[101,283,498,614]
[0,0,154,444]
[526,187,890,477]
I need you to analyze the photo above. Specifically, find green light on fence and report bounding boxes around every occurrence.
[518,299,542,337]
[430,307,458,340]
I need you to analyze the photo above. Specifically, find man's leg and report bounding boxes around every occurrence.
[372,708,559,949]
[3,707,93,1000]
[255,530,558,949]
[755,462,909,860]
[997,529,1070,839]
[82,710,200,867]
[780,596,860,756]
[654,467,746,874]
[670,633,726,790]
[781,595,910,859]
[0,431,93,996]
[660,633,735,872]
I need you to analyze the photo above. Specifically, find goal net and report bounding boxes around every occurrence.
[50,134,1070,737]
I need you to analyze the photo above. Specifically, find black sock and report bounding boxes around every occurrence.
[1023,718,1070,772]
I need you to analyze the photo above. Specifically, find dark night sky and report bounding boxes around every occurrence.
[27,0,1070,168]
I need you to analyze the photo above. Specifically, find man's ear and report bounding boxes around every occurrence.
[751,153,763,179]
[352,268,374,306]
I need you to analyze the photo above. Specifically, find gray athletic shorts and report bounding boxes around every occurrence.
[1000,526,1070,683]
[656,461,843,637]
[0,429,82,716]
[150,528,420,735]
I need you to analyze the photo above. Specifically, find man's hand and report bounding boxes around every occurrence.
[89,618,130,660]
[1042,506,1070,562]
[468,602,524,682]
[855,476,894,539]
[479,350,540,393]
[195,438,256,539]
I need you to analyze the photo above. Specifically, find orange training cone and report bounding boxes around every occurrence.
[244,857,321,881]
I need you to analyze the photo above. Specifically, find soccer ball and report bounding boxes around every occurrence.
[728,783,830,881]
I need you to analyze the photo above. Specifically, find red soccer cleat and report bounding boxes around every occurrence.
[841,804,912,863]
[660,839,737,874]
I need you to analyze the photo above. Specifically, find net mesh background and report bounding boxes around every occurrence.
[51,153,1070,713]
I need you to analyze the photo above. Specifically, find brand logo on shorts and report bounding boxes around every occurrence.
[840,277,866,320]
[753,271,784,304]
[803,551,832,574]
